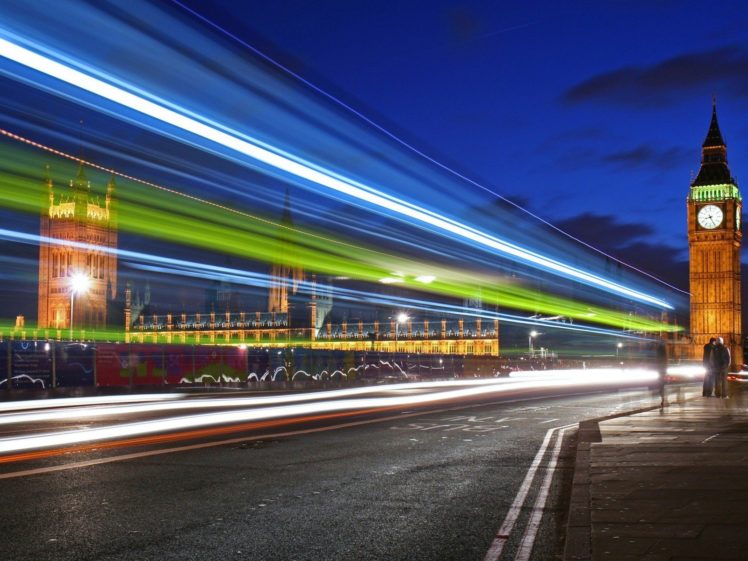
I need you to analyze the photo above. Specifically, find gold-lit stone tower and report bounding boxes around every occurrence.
[267,190,304,314]
[687,101,742,369]
[37,164,118,330]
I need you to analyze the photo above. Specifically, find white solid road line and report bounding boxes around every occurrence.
[513,426,573,561]
[482,422,576,561]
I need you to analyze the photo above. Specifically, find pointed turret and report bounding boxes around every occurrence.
[43,164,53,190]
[691,99,735,188]
[268,188,304,313]
[38,165,54,327]
[702,98,725,148]
[70,163,90,220]
[106,174,116,197]
[106,174,117,223]
[72,162,90,192]
[42,164,54,211]
[282,189,304,292]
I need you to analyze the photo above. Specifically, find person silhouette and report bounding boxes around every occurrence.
[702,337,716,397]
[654,340,668,407]
[712,337,731,399]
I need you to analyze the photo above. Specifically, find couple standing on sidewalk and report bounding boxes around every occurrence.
[702,337,731,398]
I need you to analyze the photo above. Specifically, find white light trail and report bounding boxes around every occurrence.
[666,365,705,379]
[0,36,672,309]
[0,378,530,425]
[0,370,658,454]
[0,393,185,413]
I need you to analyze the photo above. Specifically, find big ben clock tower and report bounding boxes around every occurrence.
[688,100,742,370]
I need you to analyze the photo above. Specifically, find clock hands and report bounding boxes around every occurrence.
[698,205,724,229]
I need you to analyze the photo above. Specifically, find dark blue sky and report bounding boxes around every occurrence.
[181,0,748,285]
[0,0,746,327]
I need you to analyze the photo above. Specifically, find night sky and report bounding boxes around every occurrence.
[1,0,747,334]
[178,0,748,286]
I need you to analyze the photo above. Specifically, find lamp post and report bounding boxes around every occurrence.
[395,313,409,364]
[396,313,409,344]
[69,273,90,340]
[616,342,623,361]
[529,330,538,357]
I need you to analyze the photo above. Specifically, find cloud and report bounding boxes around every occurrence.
[555,212,653,249]
[601,145,690,170]
[561,46,748,106]
[547,138,689,172]
[500,194,533,210]
[554,213,688,290]
[537,127,609,153]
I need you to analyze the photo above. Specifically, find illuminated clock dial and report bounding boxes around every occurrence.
[697,204,723,229]
[738,208,742,230]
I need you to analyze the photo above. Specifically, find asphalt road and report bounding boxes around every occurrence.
[0,381,690,561]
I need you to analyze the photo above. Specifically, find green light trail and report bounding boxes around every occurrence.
[0,139,679,334]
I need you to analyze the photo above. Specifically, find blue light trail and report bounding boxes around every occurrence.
[0,34,673,310]
[0,227,655,340]
[171,0,689,298]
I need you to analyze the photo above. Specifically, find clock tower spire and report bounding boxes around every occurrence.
[687,100,742,370]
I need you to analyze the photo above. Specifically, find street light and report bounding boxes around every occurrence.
[69,273,90,340]
[529,330,538,357]
[394,313,409,364]
[396,313,409,343]
[616,342,623,360]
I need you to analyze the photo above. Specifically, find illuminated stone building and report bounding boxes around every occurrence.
[687,101,742,369]
[37,164,118,330]
[125,308,500,356]
[268,190,304,314]
[125,192,499,355]
[23,145,497,357]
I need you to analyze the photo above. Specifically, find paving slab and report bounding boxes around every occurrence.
[564,393,748,561]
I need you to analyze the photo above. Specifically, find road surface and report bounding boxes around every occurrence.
[0,372,696,560]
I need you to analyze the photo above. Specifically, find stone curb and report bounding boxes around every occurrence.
[562,403,664,561]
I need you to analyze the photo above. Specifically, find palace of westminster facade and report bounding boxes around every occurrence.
[31,163,499,357]
[24,102,743,365]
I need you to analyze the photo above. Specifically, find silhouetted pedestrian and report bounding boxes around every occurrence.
[712,337,731,399]
[702,337,716,397]
[655,340,668,407]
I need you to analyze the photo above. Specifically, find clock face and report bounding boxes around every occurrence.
[738,208,742,230]
[697,204,723,229]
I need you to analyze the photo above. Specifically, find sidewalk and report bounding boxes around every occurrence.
[565,391,748,561]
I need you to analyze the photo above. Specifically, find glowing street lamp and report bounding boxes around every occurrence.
[529,330,538,357]
[616,342,623,360]
[70,273,90,340]
[396,313,409,345]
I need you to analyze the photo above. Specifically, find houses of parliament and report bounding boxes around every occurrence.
[37,164,117,331]
[25,102,743,364]
[31,161,500,357]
